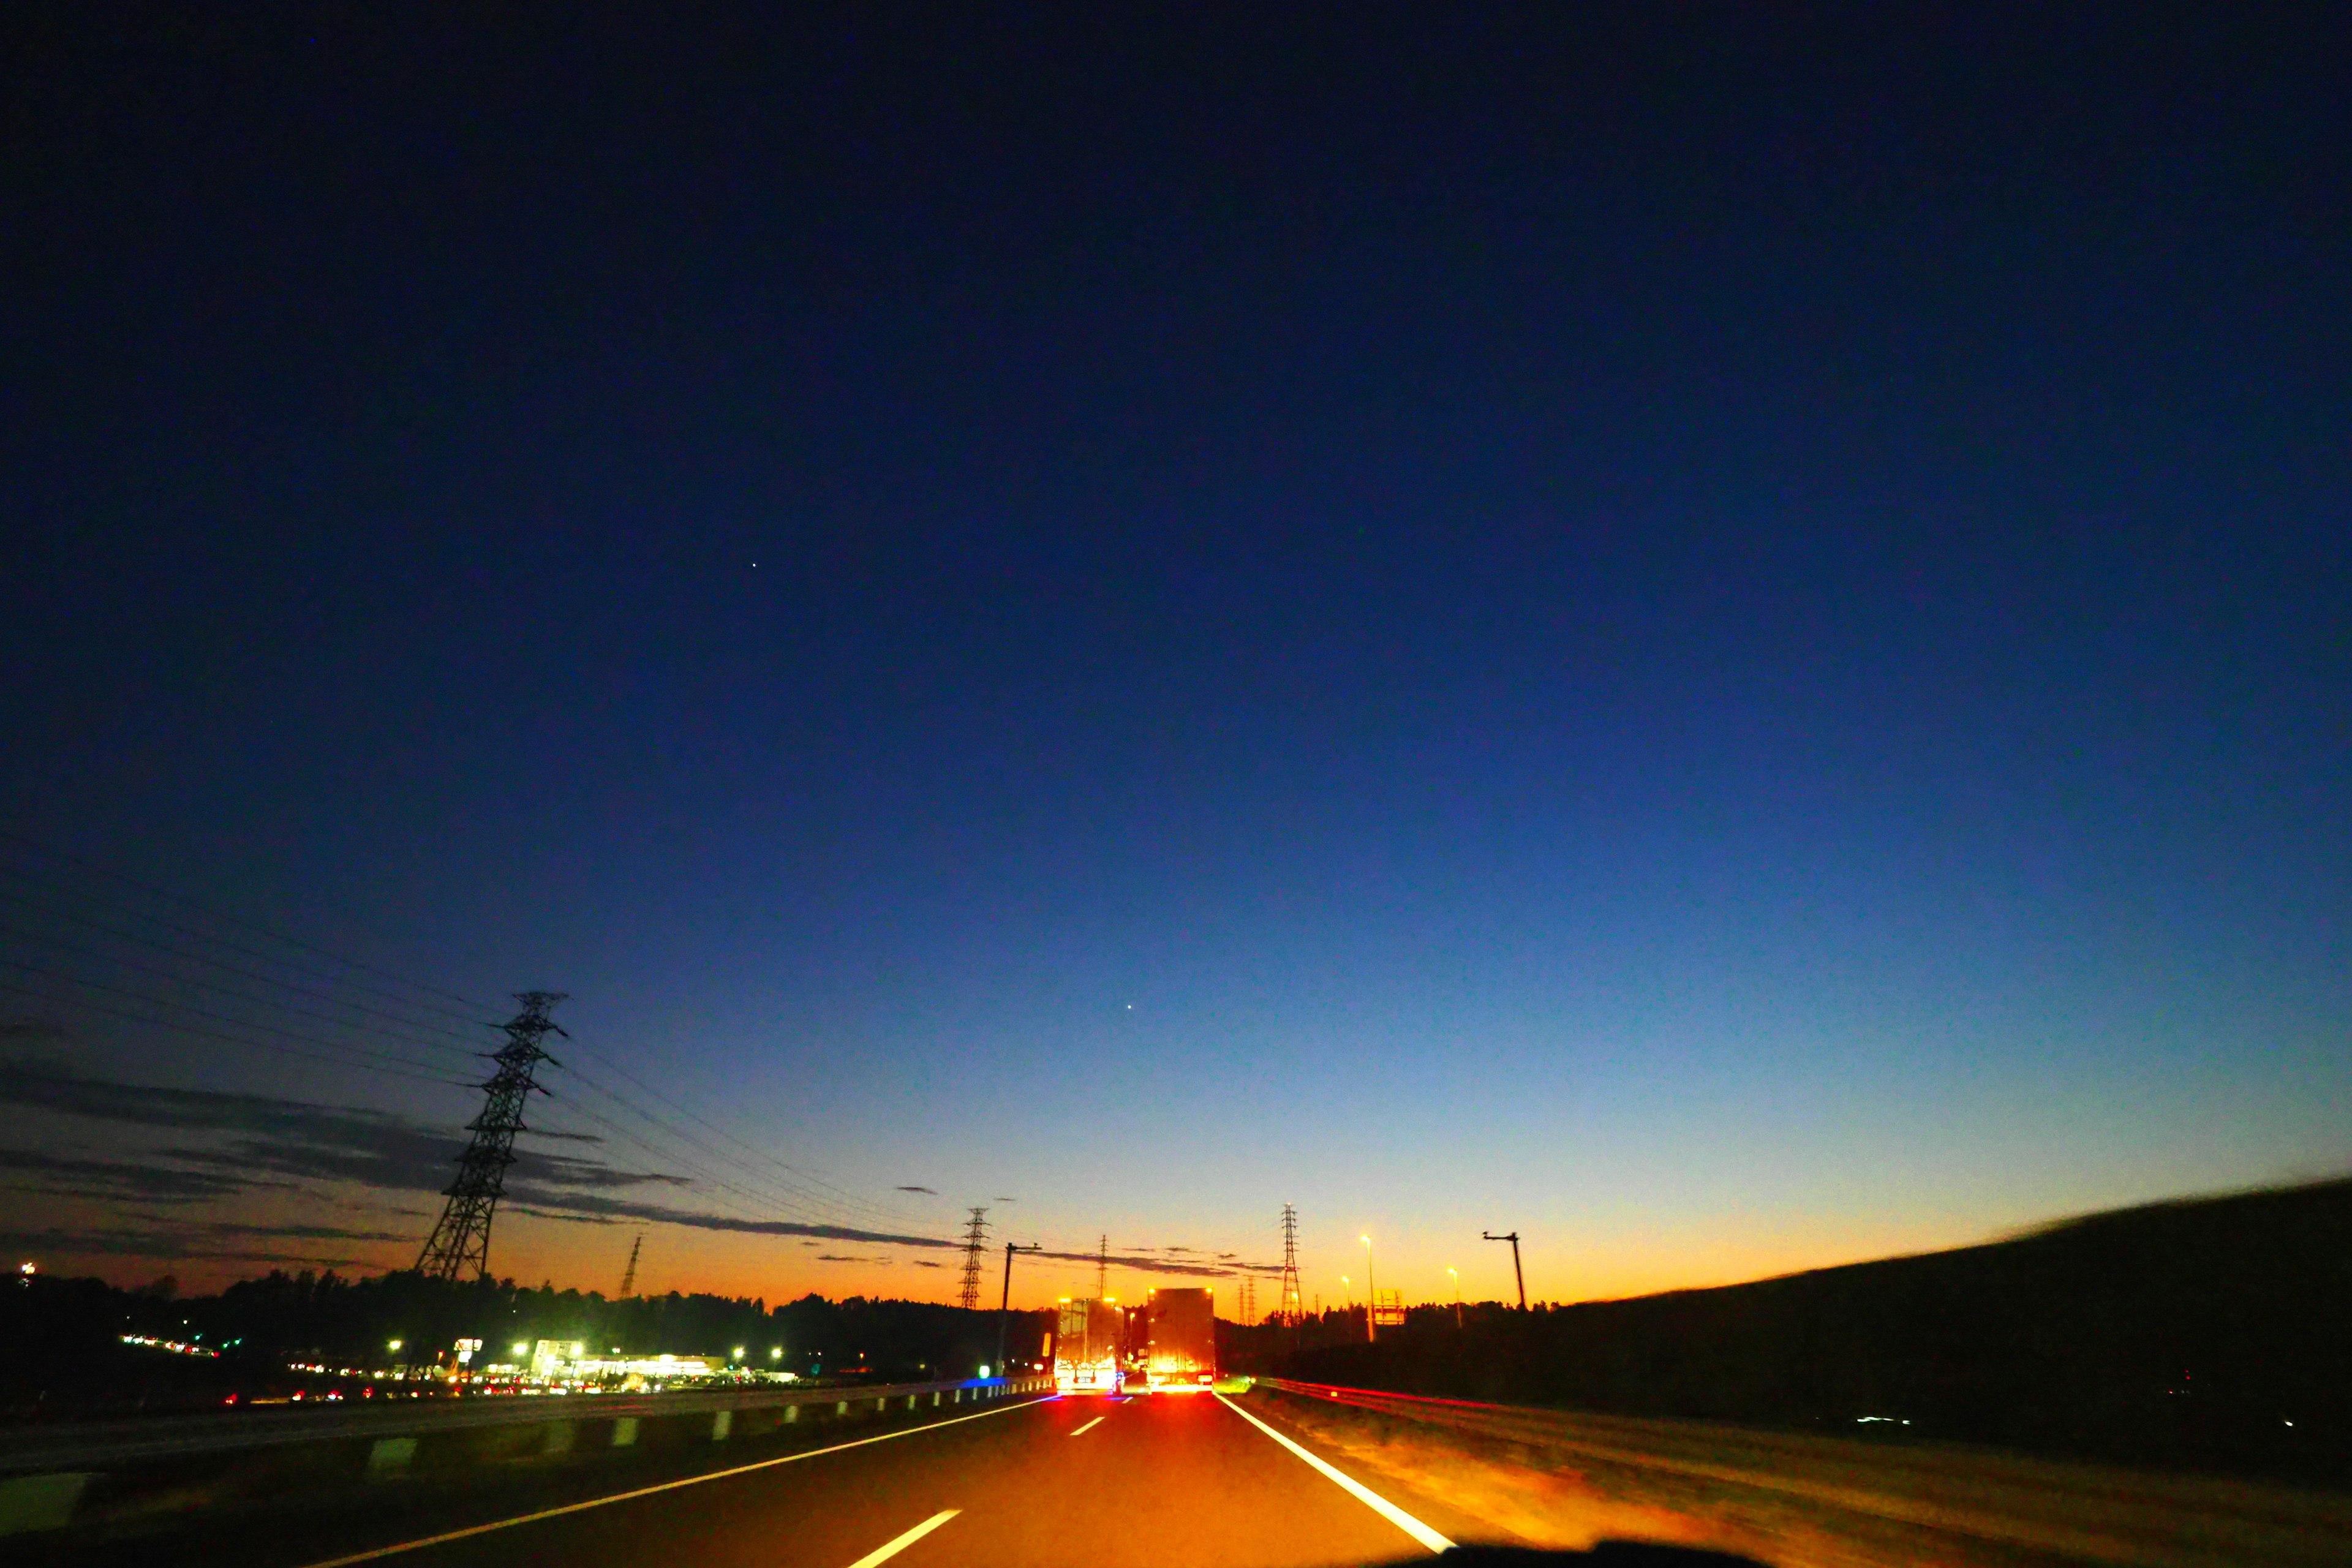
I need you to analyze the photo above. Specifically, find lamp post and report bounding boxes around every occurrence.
[1361,1235,1375,1344]
[1447,1267,1461,1329]
[995,1241,1041,1378]
[1482,1230,1527,1311]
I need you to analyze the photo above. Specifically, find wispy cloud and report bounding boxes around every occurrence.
[0,1147,280,1203]
[499,1188,959,1251]
[0,1059,692,1205]
[0,1060,1003,1268]
[894,1185,938,1194]
[1019,1242,1272,1280]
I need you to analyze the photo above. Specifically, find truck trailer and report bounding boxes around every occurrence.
[1053,1297,1125,1395]
[1143,1286,1216,1391]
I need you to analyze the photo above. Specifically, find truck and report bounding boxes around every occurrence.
[1142,1286,1217,1391]
[1053,1297,1125,1395]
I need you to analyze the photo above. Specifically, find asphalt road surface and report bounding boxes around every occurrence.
[64,1390,1493,1568]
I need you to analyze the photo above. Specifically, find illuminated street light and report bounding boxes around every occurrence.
[770,1347,783,1360]
[387,1338,403,1352]
[731,1346,746,1362]
[511,1342,529,1357]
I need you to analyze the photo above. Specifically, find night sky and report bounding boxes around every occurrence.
[4,7,2346,1310]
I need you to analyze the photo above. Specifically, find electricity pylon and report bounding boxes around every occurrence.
[619,1234,641,1297]
[959,1207,990,1310]
[1278,1204,1303,1326]
[1096,1234,1108,1298]
[415,992,566,1282]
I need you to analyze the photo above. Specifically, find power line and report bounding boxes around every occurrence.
[560,1041,929,1230]
[0,864,502,1038]
[0,960,470,1080]
[0,895,499,1047]
[0,835,502,1023]
[2,840,948,1238]
[526,1095,855,1232]
[554,1062,929,1232]
[0,978,466,1088]
[0,922,491,1064]
[526,1076,956,1246]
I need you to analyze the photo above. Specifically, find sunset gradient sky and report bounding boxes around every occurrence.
[4,8,2346,1313]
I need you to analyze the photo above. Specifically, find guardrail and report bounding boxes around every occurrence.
[0,1374,1053,1537]
[1254,1379,2352,1568]
[0,1374,1043,1472]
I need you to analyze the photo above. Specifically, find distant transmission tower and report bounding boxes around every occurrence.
[415,992,566,1282]
[1278,1204,1303,1326]
[619,1234,641,1297]
[1242,1275,1256,1324]
[958,1207,990,1310]
[1096,1234,1108,1298]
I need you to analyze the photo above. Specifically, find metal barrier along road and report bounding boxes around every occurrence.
[1254,1379,2352,1568]
[0,1374,1050,1474]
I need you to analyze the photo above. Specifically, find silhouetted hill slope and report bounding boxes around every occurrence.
[1270,1177,2352,1485]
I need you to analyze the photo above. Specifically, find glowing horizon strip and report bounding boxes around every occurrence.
[843,1509,959,1568]
[1215,1392,1455,1554]
[293,1395,1048,1567]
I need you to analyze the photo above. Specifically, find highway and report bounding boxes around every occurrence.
[50,1390,1482,1568]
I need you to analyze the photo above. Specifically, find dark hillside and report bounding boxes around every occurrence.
[1253,1178,2352,1487]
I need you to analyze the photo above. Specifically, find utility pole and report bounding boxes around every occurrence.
[619,1234,641,1297]
[1277,1204,1303,1328]
[959,1208,990,1311]
[995,1241,1041,1376]
[1482,1230,1527,1310]
[415,992,565,1282]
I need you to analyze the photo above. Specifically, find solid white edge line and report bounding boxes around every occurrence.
[295,1395,1049,1568]
[1069,1415,1105,1436]
[1215,1391,1456,1555]
[843,1507,960,1568]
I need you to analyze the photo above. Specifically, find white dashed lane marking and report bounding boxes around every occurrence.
[843,1509,960,1568]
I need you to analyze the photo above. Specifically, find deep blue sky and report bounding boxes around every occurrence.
[4,7,2346,1303]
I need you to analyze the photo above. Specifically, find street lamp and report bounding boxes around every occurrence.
[1447,1267,1461,1329]
[1361,1235,1374,1344]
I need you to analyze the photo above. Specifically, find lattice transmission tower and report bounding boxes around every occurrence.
[1278,1203,1303,1325]
[619,1234,641,1297]
[415,991,566,1282]
[1096,1234,1108,1298]
[958,1207,990,1310]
